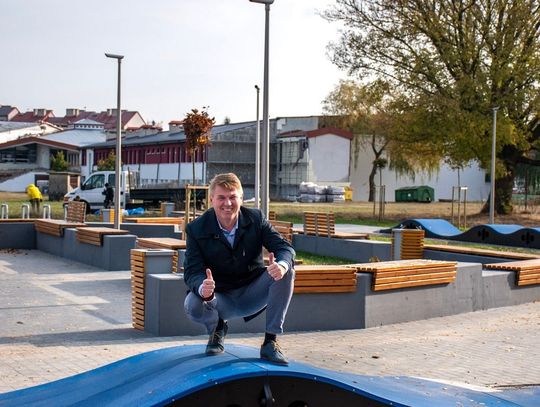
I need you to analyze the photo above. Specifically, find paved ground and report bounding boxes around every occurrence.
[1,248,539,395]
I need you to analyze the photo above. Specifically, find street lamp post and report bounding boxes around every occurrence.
[105,52,124,229]
[250,0,274,219]
[489,107,498,224]
[254,84,261,209]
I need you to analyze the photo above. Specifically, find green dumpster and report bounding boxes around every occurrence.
[395,186,434,202]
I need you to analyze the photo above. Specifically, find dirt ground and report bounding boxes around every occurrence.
[270,200,540,227]
[3,191,540,227]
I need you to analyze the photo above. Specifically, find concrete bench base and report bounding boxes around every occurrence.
[37,228,136,270]
[293,234,391,262]
[0,222,36,249]
[144,273,368,336]
[143,262,540,336]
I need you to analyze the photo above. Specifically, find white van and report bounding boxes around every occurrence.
[64,170,136,213]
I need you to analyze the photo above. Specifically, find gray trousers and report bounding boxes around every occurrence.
[184,268,295,335]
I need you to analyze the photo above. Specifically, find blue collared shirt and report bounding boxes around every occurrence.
[216,217,239,247]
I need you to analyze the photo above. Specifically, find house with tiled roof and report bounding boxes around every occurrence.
[2,105,146,132]
[47,108,146,132]
[0,105,20,121]
[10,108,55,123]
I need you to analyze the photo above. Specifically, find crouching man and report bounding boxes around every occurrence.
[183,173,295,364]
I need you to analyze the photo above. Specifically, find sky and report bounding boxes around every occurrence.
[1,0,347,129]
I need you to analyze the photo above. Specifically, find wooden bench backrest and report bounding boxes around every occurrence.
[485,259,540,286]
[303,212,335,236]
[66,201,86,223]
[352,259,457,291]
[127,217,183,225]
[269,219,293,243]
[294,264,357,294]
[391,229,425,260]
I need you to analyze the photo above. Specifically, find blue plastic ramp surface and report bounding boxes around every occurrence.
[383,219,540,249]
[0,344,538,406]
[382,219,462,238]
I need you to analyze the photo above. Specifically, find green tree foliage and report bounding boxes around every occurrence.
[324,0,540,214]
[183,107,215,184]
[97,152,116,171]
[323,79,443,201]
[50,151,69,172]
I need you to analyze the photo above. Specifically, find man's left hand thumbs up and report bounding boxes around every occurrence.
[266,252,286,281]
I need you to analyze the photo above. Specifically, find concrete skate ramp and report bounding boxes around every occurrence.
[0,344,535,406]
[383,219,540,249]
[381,218,462,238]
[459,223,523,246]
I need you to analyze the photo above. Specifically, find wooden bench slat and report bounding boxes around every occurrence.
[376,271,456,284]
[352,259,457,272]
[485,259,540,270]
[294,286,356,294]
[126,217,183,225]
[518,277,540,286]
[295,264,354,271]
[136,237,186,249]
[293,263,357,294]
[516,269,540,275]
[295,273,357,280]
[303,211,367,239]
[332,232,370,239]
[373,265,457,278]
[373,277,456,291]
[518,273,540,280]
[295,279,356,287]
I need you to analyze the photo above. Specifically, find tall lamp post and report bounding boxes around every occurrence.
[254,84,261,209]
[489,107,498,224]
[250,0,274,219]
[105,52,124,229]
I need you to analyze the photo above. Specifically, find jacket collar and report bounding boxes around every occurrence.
[201,207,253,248]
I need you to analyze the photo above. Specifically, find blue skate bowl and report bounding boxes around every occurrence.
[0,344,538,406]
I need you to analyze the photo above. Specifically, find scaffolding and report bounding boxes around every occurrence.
[276,138,310,200]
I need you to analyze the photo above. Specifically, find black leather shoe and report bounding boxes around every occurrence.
[260,340,288,365]
[206,322,228,355]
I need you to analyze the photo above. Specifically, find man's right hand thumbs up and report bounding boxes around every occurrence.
[200,268,215,299]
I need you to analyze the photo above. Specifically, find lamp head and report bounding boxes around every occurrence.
[105,53,124,60]
[249,0,274,4]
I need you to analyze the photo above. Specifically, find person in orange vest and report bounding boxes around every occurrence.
[26,184,43,217]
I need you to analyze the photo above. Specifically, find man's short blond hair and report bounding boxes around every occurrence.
[209,173,243,197]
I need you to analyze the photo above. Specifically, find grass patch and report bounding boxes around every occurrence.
[295,250,351,265]
[0,197,66,218]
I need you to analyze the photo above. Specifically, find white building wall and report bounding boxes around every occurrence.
[36,144,51,168]
[0,124,45,143]
[308,135,350,182]
[350,152,490,202]
[0,171,48,192]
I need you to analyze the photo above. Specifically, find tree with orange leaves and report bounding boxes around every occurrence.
[183,107,215,185]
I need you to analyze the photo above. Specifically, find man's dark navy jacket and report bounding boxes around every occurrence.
[183,206,295,297]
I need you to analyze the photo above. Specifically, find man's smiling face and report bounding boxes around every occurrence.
[211,185,242,229]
